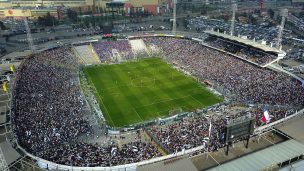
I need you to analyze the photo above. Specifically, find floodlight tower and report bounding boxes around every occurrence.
[230,3,237,36]
[0,147,8,171]
[276,9,288,50]
[23,17,36,53]
[172,0,177,35]
[259,0,264,10]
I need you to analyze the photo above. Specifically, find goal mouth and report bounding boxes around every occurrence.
[169,108,183,116]
[131,77,156,87]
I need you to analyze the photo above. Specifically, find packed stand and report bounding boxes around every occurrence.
[12,47,161,167]
[143,37,304,108]
[93,40,133,61]
[13,48,91,153]
[39,141,161,167]
[148,106,296,153]
[204,36,277,65]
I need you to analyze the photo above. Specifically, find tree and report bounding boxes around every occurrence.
[99,7,104,14]
[201,9,207,15]
[37,12,58,26]
[249,15,258,25]
[268,9,274,18]
[183,18,189,29]
[300,11,304,18]
[78,7,83,15]
[67,9,78,23]
[254,9,261,15]
[0,21,6,30]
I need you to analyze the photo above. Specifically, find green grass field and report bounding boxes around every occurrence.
[83,58,223,127]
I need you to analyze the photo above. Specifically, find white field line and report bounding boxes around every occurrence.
[152,97,172,104]
[190,95,203,106]
[85,72,116,127]
[136,95,191,109]
[132,107,144,122]
[95,91,116,127]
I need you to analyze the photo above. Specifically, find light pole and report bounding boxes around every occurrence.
[172,0,177,35]
[230,3,237,36]
[276,9,288,50]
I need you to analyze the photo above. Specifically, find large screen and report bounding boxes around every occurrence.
[225,115,255,143]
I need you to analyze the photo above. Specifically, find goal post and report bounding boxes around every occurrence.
[169,108,183,116]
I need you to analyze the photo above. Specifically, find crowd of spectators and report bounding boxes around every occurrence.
[285,48,304,63]
[12,47,160,167]
[11,37,304,167]
[204,36,277,65]
[143,37,304,107]
[93,40,133,61]
[39,141,160,167]
[148,106,295,153]
[13,48,91,153]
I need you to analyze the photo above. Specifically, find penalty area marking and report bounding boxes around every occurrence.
[130,78,156,88]
[94,86,116,127]
[189,95,203,106]
[137,95,192,108]
[83,69,116,127]
[132,107,144,122]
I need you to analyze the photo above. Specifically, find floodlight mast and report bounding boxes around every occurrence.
[172,0,177,35]
[0,147,8,171]
[230,3,237,36]
[23,15,36,54]
[276,9,288,50]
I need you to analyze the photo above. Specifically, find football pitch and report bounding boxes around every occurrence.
[83,58,223,127]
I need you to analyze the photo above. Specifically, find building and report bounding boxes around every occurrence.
[0,8,59,19]
[123,0,172,15]
[292,0,304,5]
[0,0,88,8]
[0,0,172,16]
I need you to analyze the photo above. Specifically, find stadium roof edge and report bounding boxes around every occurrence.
[204,30,286,56]
[276,114,304,143]
[208,139,304,171]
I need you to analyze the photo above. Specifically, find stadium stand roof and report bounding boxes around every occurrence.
[1,51,32,59]
[204,30,285,55]
[0,113,6,125]
[0,141,21,166]
[278,160,304,171]
[276,115,304,143]
[208,139,304,171]
[0,98,10,125]
[138,157,198,171]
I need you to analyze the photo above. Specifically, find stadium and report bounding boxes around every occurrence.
[2,33,304,171]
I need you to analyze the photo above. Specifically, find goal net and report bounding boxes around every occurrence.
[169,108,183,116]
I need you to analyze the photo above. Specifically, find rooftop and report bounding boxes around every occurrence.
[208,139,304,171]
[204,30,285,55]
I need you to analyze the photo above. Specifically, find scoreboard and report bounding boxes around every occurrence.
[225,114,255,143]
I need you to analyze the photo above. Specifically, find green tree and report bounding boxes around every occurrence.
[268,9,274,18]
[78,7,83,15]
[250,16,258,25]
[67,9,78,22]
[38,12,58,26]
[299,11,304,18]
[0,21,6,30]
